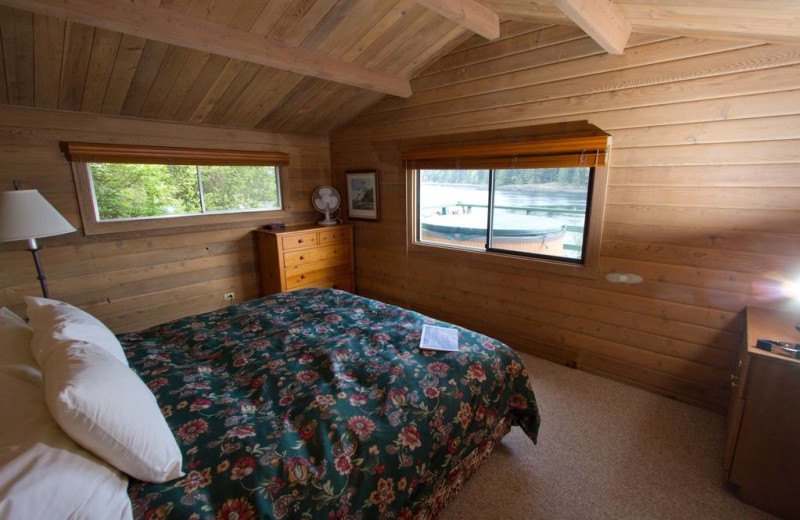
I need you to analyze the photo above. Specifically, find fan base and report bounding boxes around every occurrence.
[317,219,338,226]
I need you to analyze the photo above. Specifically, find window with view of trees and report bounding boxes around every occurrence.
[90,163,281,221]
[66,143,289,235]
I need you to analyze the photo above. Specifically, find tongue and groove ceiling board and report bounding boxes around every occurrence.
[0,0,798,135]
[0,0,471,135]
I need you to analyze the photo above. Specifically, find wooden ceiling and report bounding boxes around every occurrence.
[0,0,797,136]
[0,0,471,135]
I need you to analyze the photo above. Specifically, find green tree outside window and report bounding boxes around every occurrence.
[90,163,280,221]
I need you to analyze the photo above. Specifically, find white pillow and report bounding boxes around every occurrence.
[0,307,42,386]
[0,372,132,520]
[25,296,128,367]
[43,341,184,483]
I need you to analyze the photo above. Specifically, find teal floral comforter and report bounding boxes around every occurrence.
[120,288,540,520]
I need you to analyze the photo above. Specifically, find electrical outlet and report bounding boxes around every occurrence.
[223,292,235,301]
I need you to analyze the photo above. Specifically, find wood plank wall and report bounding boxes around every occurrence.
[331,23,800,413]
[0,105,330,333]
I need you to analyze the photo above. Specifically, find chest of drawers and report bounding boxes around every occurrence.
[255,224,354,296]
[724,306,800,519]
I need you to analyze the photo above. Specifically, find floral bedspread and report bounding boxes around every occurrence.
[120,288,540,520]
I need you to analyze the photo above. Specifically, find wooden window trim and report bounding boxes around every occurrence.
[67,143,290,236]
[404,134,610,279]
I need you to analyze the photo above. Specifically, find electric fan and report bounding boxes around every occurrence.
[311,186,341,226]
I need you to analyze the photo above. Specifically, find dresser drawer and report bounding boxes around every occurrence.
[285,263,353,289]
[327,275,354,292]
[318,228,350,245]
[281,231,318,251]
[284,255,349,276]
[283,243,349,269]
[293,274,353,292]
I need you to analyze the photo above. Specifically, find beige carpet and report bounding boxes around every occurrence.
[439,353,777,520]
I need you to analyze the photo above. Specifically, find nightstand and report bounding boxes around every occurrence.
[724,306,800,519]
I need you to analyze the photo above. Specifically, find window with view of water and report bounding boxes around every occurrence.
[418,167,592,263]
[89,163,281,221]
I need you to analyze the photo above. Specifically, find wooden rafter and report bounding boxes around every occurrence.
[483,1,800,45]
[545,0,631,54]
[414,0,500,40]
[0,0,413,97]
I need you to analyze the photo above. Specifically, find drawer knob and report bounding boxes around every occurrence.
[299,256,305,260]
[300,275,305,279]
[298,239,304,243]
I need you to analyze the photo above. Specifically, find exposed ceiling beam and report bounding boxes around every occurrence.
[0,0,413,97]
[414,0,501,40]
[484,1,800,46]
[540,0,631,54]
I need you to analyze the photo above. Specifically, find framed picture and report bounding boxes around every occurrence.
[345,169,380,222]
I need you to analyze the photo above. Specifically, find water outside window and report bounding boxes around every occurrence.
[418,167,591,261]
[419,170,490,250]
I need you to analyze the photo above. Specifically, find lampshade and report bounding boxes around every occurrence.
[0,189,76,242]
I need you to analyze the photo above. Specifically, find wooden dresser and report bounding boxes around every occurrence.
[724,306,800,520]
[255,223,354,296]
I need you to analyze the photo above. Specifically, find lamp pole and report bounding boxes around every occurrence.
[27,237,50,298]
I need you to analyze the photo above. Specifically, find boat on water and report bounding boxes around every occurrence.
[420,212,566,255]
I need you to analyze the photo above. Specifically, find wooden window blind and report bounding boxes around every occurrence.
[401,135,608,169]
[64,143,290,166]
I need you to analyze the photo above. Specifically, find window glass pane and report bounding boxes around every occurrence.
[199,165,280,212]
[490,168,590,261]
[90,163,200,220]
[89,162,281,221]
[418,169,490,250]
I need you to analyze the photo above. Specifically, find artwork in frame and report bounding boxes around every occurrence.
[345,169,380,222]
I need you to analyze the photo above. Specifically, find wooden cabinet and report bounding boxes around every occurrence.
[255,224,354,295]
[724,306,800,520]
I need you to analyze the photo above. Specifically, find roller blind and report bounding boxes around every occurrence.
[64,143,290,166]
[402,135,608,169]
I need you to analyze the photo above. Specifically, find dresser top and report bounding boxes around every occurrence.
[746,306,800,366]
[254,222,353,236]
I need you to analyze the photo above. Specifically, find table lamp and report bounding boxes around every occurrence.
[0,188,76,298]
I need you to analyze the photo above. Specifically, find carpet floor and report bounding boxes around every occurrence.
[439,353,777,520]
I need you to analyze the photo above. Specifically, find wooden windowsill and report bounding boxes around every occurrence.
[408,240,600,279]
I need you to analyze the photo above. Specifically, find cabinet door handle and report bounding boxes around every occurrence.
[730,373,739,387]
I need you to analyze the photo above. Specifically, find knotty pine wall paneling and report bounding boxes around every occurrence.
[331,23,800,413]
[0,105,330,333]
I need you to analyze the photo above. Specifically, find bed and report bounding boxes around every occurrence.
[119,288,540,520]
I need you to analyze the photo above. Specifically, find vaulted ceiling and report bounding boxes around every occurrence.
[0,0,797,136]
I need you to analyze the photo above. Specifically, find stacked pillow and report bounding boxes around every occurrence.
[0,307,132,520]
[0,298,185,519]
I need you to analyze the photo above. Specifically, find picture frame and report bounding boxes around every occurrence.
[345,169,380,222]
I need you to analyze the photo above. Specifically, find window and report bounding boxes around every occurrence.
[404,132,609,278]
[90,163,280,220]
[66,143,289,235]
[418,166,592,262]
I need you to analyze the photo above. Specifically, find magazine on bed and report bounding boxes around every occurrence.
[420,324,459,351]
